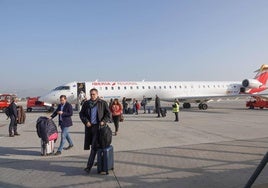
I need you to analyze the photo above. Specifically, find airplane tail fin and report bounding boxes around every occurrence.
[247,64,268,94]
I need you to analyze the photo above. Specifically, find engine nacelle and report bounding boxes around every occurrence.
[242,79,262,88]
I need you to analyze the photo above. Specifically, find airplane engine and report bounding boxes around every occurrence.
[242,79,262,88]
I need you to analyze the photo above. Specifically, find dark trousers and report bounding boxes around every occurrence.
[174,112,179,121]
[143,105,146,113]
[9,115,17,135]
[156,108,160,117]
[87,124,99,169]
[112,115,120,132]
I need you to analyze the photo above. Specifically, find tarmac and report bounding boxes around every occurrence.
[0,100,268,188]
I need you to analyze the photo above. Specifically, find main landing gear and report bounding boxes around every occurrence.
[183,102,208,110]
[198,103,208,110]
[183,103,191,109]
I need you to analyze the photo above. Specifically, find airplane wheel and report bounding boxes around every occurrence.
[198,104,202,110]
[183,103,191,109]
[201,103,208,110]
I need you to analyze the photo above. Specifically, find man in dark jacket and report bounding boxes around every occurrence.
[79,88,110,173]
[51,95,74,155]
[155,95,161,117]
[9,97,19,137]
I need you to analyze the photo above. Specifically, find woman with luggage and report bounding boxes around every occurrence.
[110,99,123,136]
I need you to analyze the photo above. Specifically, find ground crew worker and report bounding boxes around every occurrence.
[172,99,180,122]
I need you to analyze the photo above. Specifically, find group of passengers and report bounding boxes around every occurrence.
[7,89,180,174]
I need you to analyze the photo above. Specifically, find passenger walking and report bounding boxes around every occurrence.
[8,97,19,137]
[141,96,148,113]
[50,95,74,155]
[109,98,113,109]
[172,99,180,122]
[122,97,128,114]
[110,99,122,136]
[135,100,140,115]
[78,91,86,106]
[132,98,137,114]
[79,88,110,173]
[155,95,161,117]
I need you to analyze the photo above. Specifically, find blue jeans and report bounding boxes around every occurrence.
[58,126,73,152]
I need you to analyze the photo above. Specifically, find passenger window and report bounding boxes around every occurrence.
[136,86,139,89]
[130,86,133,89]
[124,86,127,90]
[154,86,156,89]
[142,86,145,89]
[118,87,120,90]
[111,87,114,90]
[105,87,108,90]
[148,86,151,89]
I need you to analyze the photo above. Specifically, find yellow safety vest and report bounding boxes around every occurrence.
[172,103,179,113]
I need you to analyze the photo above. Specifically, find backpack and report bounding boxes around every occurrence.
[98,125,112,149]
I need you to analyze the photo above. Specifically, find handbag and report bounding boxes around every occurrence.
[119,114,124,122]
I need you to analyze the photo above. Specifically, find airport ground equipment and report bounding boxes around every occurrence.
[244,152,268,188]
[0,94,16,111]
[27,97,54,112]
[246,96,268,109]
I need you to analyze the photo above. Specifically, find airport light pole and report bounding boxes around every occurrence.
[244,152,268,188]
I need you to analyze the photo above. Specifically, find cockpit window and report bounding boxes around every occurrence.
[53,86,70,91]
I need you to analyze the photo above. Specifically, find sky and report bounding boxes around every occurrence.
[1,0,268,97]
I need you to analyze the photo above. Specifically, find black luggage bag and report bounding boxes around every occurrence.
[97,145,114,175]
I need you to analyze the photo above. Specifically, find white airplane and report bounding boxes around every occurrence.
[39,64,268,110]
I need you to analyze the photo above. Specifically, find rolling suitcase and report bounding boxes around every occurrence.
[41,140,55,156]
[160,108,167,117]
[97,145,114,174]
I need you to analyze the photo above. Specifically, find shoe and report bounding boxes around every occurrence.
[14,133,20,136]
[63,145,73,150]
[115,132,117,136]
[54,151,61,155]
[9,134,14,137]
[84,167,91,174]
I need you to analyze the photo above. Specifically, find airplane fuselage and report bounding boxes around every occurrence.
[39,80,242,105]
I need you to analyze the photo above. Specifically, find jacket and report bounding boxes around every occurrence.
[36,116,58,143]
[79,98,111,150]
[172,102,180,113]
[9,102,18,119]
[110,104,122,116]
[51,102,73,127]
[155,97,161,109]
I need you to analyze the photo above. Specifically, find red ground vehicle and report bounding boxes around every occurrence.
[27,97,54,112]
[246,96,268,109]
[0,94,16,111]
